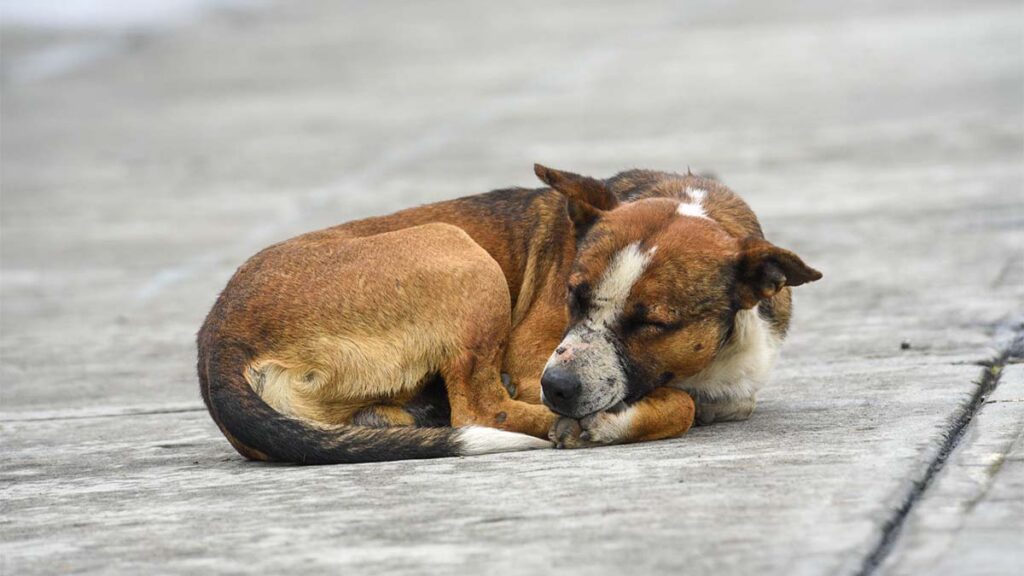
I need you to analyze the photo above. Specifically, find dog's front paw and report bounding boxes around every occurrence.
[579,410,630,445]
[549,411,630,449]
[549,417,594,449]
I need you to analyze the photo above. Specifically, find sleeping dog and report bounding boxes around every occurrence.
[197,165,821,463]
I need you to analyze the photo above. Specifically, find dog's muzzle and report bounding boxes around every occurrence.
[541,325,627,418]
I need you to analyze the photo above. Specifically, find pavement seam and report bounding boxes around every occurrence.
[855,318,1024,576]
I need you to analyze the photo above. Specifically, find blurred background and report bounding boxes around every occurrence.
[1,1,1021,575]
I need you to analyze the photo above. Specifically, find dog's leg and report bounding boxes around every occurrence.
[550,388,695,448]
[351,405,417,428]
[435,252,558,439]
[443,342,557,439]
[695,395,756,426]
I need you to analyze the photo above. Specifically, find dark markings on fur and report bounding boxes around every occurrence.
[567,282,592,322]
[566,201,599,241]
[405,374,452,427]
[758,295,791,338]
[198,341,457,465]
[614,335,657,405]
[606,169,670,202]
[758,297,776,326]
[576,224,612,255]
[719,265,742,352]
[457,187,544,309]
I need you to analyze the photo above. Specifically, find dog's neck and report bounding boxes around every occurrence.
[449,189,578,324]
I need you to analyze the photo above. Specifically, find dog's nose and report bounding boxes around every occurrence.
[541,366,581,413]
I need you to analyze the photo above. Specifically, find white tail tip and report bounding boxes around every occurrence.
[457,426,552,456]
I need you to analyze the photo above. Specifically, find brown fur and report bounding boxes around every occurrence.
[198,165,819,462]
[623,388,696,442]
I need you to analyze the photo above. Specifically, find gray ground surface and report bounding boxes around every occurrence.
[1,1,1022,574]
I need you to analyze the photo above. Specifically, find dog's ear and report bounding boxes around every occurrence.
[734,237,822,309]
[534,164,618,236]
[534,164,618,210]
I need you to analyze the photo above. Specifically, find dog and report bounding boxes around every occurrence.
[197,165,821,463]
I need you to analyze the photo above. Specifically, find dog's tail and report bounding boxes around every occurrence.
[200,342,550,465]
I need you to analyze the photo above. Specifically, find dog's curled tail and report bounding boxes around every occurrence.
[199,342,549,465]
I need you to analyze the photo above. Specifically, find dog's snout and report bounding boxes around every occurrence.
[541,366,581,413]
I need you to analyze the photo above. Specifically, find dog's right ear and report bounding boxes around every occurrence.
[534,164,618,236]
[734,237,823,309]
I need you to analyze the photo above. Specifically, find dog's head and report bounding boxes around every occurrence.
[535,164,822,418]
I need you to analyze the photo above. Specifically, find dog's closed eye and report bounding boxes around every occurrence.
[622,305,682,334]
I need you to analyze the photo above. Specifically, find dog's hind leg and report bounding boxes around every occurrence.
[351,405,417,428]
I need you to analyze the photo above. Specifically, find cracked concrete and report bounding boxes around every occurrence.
[881,362,1024,576]
[2,1,1022,574]
[869,328,1024,575]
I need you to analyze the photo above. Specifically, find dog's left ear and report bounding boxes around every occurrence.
[534,164,619,238]
[534,164,618,210]
[735,237,822,309]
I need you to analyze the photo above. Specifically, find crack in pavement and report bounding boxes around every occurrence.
[856,316,1024,576]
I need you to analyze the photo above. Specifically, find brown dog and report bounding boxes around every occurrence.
[198,165,821,463]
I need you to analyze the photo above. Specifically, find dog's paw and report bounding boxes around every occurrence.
[549,417,594,449]
[579,410,630,445]
[549,411,631,449]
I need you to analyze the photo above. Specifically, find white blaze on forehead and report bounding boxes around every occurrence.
[543,243,654,415]
[677,187,709,219]
[589,242,654,328]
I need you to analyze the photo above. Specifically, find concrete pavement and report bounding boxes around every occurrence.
[2,1,1022,574]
